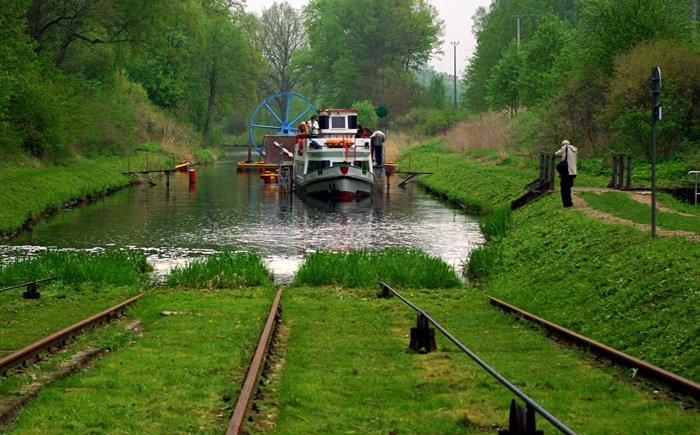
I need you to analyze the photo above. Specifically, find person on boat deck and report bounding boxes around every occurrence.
[356,124,371,138]
[296,122,307,154]
[307,115,319,138]
[370,130,386,167]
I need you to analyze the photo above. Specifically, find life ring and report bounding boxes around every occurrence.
[325,138,354,148]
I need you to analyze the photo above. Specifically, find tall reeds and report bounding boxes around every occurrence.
[464,205,512,282]
[479,205,512,241]
[165,251,273,288]
[293,248,461,289]
[0,250,151,287]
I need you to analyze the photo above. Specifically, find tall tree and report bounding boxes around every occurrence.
[25,0,168,71]
[301,0,442,111]
[462,0,578,112]
[255,1,306,95]
[486,43,523,117]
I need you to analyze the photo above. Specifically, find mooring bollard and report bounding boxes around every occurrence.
[409,313,436,353]
[498,400,544,435]
[23,281,40,299]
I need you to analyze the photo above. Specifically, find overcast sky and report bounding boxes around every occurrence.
[243,0,492,76]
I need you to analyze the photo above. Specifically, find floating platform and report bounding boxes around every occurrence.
[236,161,278,171]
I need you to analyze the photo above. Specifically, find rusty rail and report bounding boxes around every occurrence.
[0,294,143,375]
[226,288,283,435]
[489,296,700,399]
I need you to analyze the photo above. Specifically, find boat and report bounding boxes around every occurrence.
[293,109,375,199]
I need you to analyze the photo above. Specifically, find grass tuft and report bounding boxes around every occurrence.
[292,248,461,289]
[479,205,512,240]
[0,250,151,287]
[165,251,273,288]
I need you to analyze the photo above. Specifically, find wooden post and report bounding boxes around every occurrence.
[626,155,632,190]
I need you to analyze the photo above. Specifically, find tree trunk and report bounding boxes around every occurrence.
[203,63,218,143]
[692,0,698,36]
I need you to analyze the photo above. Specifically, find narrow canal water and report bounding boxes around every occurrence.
[0,151,485,283]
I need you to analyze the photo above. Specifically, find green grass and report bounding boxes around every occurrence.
[657,192,700,216]
[0,154,172,236]
[271,287,698,433]
[165,251,274,288]
[479,205,512,240]
[400,146,532,214]
[476,194,700,381]
[0,250,150,359]
[581,191,700,234]
[292,248,462,289]
[0,250,151,287]
[7,288,276,433]
[0,284,141,361]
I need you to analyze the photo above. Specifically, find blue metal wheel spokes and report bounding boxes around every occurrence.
[249,92,316,156]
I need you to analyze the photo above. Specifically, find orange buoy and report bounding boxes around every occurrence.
[188,168,196,183]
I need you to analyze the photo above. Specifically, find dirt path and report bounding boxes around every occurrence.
[573,193,700,243]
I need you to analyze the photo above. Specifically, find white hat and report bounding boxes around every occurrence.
[562,139,570,145]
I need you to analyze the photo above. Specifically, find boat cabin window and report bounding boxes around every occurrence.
[348,115,357,129]
[318,115,329,129]
[308,160,331,172]
[331,116,345,129]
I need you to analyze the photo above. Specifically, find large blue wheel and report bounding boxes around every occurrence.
[249,92,316,156]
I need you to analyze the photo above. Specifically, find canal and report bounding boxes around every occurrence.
[0,151,485,283]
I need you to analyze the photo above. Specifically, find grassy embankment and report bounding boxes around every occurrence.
[3,252,277,433]
[0,152,177,238]
[254,250,698,433]
[399,139,700,384]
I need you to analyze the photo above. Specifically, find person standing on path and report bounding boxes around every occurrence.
[555,139,578,208]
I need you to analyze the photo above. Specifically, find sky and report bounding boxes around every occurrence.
[244,0,492,76]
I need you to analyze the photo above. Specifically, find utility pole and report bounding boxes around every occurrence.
[513,13,536,48]
[451,41,459,107]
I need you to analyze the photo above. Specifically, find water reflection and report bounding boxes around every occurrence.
[0,152,485,283]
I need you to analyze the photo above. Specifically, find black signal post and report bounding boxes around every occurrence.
[651,66,662,238]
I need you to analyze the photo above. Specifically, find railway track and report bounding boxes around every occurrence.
[488,296,700,401]
[226,288,283,435]
[0,294,143,376]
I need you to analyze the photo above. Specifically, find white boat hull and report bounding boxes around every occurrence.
[297,166,374,198]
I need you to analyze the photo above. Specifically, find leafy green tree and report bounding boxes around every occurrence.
[603,40,700,157]
[196,4,262,143]
[255,1,306,95]
[462,0,578,112]
[352,100,378,129]
[0,0,37,153]
[519,13,569,106]
[426,75,447,109]
[486,43,523,117]
[301,0,442,113]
